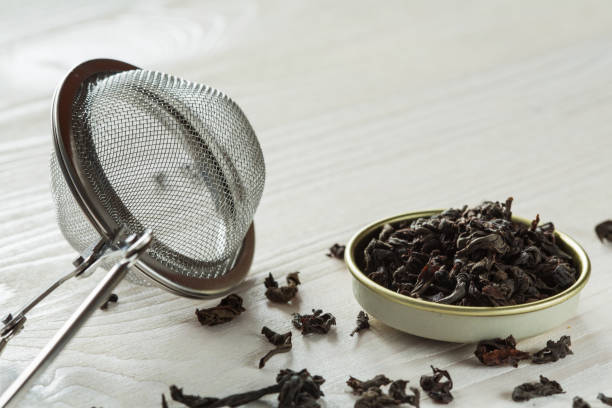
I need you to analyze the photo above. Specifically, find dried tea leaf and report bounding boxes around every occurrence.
[388,380,420,407]
[573,396,591,408]
[474,335,530,367]
[292,309,336,335]
[161,394,169,408]
[419,366,453,404]
[595,220,612,243]
[100,293,118,310]
[350,311,370,336]
[511,375,564,402]
[195,294,245,326]
[599,393,612,406]
[259,326,292,369]
[354,387,400,408]
[265,272,301,303]
[346,375,392,395]
[532,335,573,364]
[327,244,346,259]
[363,198,579,307]
[170,368,324,408]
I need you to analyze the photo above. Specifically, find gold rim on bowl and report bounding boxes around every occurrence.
[345,210,591,317]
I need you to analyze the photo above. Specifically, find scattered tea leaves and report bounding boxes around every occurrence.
[327,244,346,259]
[511,375,564,402]
[292,309,336,335]
[599,393,612,406]
[100,293,118,310]
[347,375,391,395]
[170,368,324,408]
[595,220,612,243]
[362,198,578,306]
[419,366,453,404]
[532,335,573,364]
[265,272,301,303]
[474,335,530,367]
[350,311,370,336]
[388,380,420,407]
[573,396,591,408]
[259,326,292,369]
[195,294,245,326]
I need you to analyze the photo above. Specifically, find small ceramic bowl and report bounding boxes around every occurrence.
[345,210,591,343]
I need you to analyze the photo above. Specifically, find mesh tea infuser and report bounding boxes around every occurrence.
[0,59,265,406]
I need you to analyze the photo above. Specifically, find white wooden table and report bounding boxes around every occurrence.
[1,1,612,407]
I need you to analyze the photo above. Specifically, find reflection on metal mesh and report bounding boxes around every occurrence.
[50,69,264,280]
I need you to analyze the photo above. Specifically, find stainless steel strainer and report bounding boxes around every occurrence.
[0,59,265,406]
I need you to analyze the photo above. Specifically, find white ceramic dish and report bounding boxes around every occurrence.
[345,210,591,343]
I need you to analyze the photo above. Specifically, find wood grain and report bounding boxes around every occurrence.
[1,0,612,406]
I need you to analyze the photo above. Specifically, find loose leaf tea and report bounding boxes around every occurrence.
[388,380,420,407]
[327,244,346,259]
[362,198,578,306]
[350,311,370,336]
[161,394,169,408]
[419,366,453,404]
[573,396,591,408]
[100,293,118,310]
[170,368,325,408]
[292,309,336,335]
[474,335,530,367]
[265,272,301,303]
[595,220,612,243]
[195,294,245,326]
[532,335,573,364]
[599,393,612,406]
[259,326,292,368]
[511,375,564,402]
[354,387,400,408]
[347,375,392,395]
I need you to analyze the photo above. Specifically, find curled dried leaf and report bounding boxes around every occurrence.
[195,294,245,326]
[532,335,573,364]
[265,272,301,303]
[327,244,346,259]
[350,311,370,336]
[419,366,453,404]
[292,309,336,335]
[598,393,612,406]
[388,380,420,407]
[259,327,292,369]
[474,335,530,367]
[573,396,591,408]
[511,375,564,402]
[100,293,118,310]
[346,375,391,395]
[595,220,612,243]
[170,368,324,408]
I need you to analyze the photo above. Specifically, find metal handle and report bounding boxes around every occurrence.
[0,230,152,408]
[0,227,134,356]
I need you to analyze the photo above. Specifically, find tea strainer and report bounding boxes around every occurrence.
[0,59,265,406]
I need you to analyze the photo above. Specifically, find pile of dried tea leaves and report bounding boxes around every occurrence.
[362,198,578,306]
